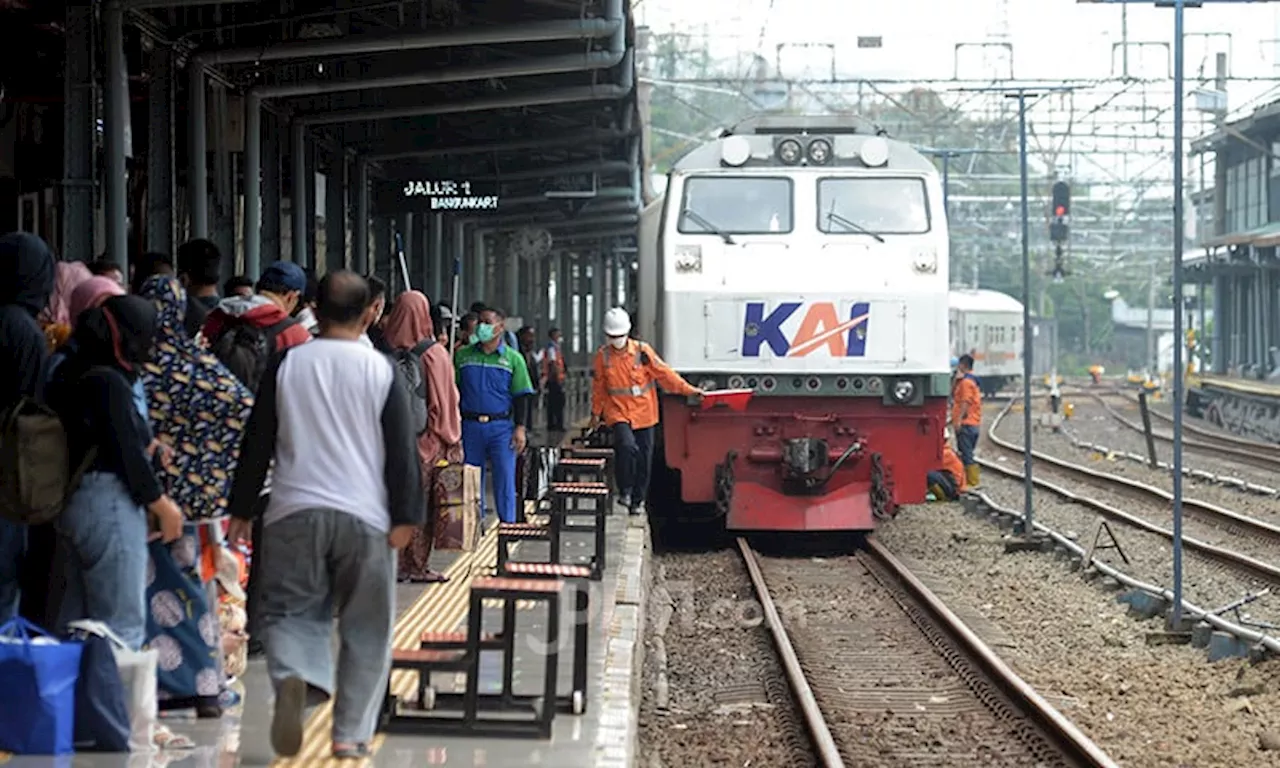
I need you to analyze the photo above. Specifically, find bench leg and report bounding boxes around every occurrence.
[462,592,484,725]
[501,599,517,702]
[573,585,589,712]
[593,510,607,579]
[540,594,561,738]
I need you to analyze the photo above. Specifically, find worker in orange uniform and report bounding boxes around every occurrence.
[926,431,967,501]
[592,307,703,516]
[952,353,982,488]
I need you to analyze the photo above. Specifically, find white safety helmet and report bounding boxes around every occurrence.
[603,307,632,337]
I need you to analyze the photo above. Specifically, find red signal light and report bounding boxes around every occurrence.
[1054,205,1066,217]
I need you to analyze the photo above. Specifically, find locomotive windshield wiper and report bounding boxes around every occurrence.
[679,208,736,244]
[825,203,886,243]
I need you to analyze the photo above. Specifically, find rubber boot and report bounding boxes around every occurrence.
[965,464,981,489]
[928,483,947,502]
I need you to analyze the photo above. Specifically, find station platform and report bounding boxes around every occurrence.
[8,430,650,768]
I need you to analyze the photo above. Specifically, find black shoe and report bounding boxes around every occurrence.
[247,639,265,659]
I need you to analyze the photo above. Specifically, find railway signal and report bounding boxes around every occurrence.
[1049,181,1069,243]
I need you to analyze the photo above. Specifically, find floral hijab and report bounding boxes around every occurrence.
[137,275,254,520]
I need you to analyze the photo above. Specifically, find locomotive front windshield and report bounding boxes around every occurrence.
[817,177,931,235]
[677,176,794,235]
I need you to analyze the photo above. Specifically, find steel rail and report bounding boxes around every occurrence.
[1088,391,1280,470]
[1108,388,1280,457]
[992,398,1280,538]
[862,538,1120,768]
[735,538,844,768]
[983,401,1280,585]
[968,490,1280,655]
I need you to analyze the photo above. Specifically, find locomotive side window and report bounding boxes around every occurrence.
[816,177,931,235]
[677,176,793,235]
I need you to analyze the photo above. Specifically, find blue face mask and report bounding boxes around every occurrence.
[475,323,497,344]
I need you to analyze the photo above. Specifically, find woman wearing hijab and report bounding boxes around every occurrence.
[45,295,184,650]
[39,260,93,352]
[137,275,255,718]
[383,290,462,583]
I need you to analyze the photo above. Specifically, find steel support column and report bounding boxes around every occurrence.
[61,4,95,262]
[102,0,129,270]
[210,85,234,273]
[400,213,415,291]
[430,213,444,302]
[145,43,174,255]
[325,155,346,273]
[261,112,280,269]
[591,254,605,350]
[187,52,207,239]
[558,253,572,347]
[506,243,519,317]
[291,122,307,264]
[470,225,486,304]
[305,143,317,269]
[353,158,369,274]
[374,217,391,281]
[243,93,262,277]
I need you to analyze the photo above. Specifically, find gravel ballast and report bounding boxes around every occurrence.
[637,550,813,768]
[879,502,1280,766]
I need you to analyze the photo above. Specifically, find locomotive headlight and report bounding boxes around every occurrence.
[721,135,752,167]
[859,136,890,167]
[912,248,938,274]
[891,379,916,403]
[807,138,832,165]
[674,244,703,274]
[776,138,803,165]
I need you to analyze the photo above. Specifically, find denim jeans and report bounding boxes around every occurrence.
[0,518,25,623]
[612,423,654,505]
[956,425,979,467]
[55,472,149,650]
[258,508,395,744]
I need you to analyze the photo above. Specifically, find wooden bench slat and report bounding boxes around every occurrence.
[503,562,593,579]
[419,630,500,644]
[473,576,565,593]
[391,648,467,663]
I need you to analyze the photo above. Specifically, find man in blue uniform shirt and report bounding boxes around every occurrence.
[454,307,534,524]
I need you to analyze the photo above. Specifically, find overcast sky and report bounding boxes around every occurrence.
[636,0,1280,94]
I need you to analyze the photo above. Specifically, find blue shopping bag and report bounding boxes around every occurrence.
[0,617,84,755]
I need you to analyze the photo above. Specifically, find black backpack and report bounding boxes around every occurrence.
[392,339,436,435]
[211,316,299,392]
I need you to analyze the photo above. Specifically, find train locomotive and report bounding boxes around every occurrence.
[636,115,951,533]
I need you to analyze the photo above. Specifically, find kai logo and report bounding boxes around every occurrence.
[742,301,871,358]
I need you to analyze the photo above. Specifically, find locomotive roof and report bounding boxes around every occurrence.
[948,288,1025,313]
[670,132,936,173]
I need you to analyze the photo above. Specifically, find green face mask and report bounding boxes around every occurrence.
[476,323,497,344]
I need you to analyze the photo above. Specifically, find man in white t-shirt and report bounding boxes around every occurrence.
[226,270,423,760]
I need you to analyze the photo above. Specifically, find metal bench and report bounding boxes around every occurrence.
[379,576,577,738]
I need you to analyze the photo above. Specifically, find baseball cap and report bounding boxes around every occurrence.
[259,261,307,293]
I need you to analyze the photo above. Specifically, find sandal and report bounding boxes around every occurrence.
[332,742,373,759]
[154,724,196,751]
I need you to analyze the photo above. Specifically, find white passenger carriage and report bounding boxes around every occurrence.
[948,288,1025,396]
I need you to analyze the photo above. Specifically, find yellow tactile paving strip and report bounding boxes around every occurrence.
[271,521,503,766]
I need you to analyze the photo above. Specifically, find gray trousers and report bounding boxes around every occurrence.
[259,508,395,743]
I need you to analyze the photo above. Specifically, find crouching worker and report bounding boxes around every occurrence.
[591,307,703,516]
[926,434,967,502]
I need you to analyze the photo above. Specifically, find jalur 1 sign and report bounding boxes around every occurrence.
[373,179,500,215]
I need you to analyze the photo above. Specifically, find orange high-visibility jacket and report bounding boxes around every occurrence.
[941,443,967,493]
[951,373,982,427]
[591,339,697,430]
[542,342,566,385]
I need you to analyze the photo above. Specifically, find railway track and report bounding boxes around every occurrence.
[736,537,1117,768]
[1086,390,1280,474]
[981,400,1280,589]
